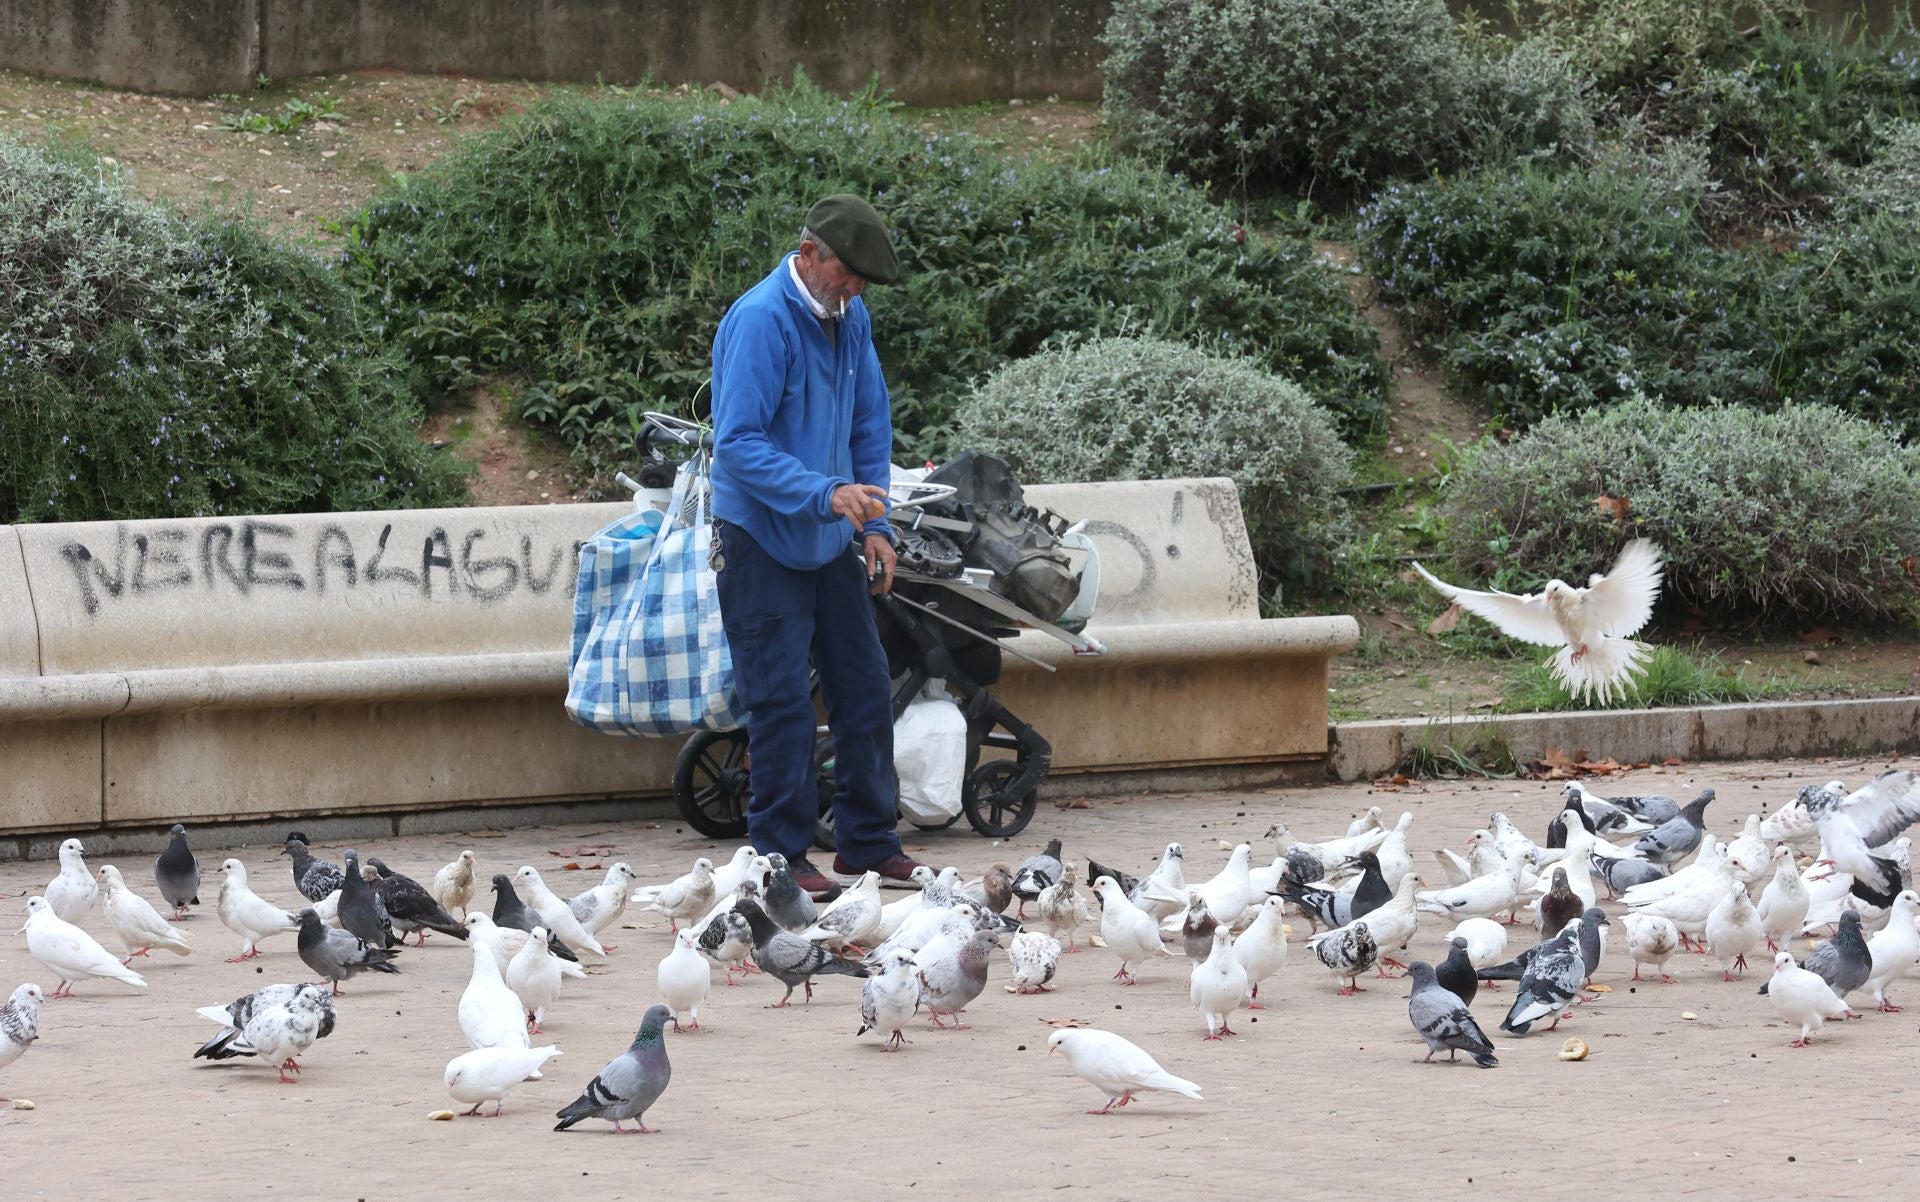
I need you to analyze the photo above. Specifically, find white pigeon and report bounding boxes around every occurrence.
[460,934,532,1052]
[1487,813,1539,871]
[1191,843,1256,927]
[432,849,479,917]
[1092,875,1170,985]
[1861,890,1920,1012]
[1756,846,1811,950]
[1416,856,1524,922]
[444,1045,562,1117]
[1528,815,1600,911]
[1724,815,1770,885]
[568,862,639,941]
[312,888,344,928]
[1353,874,1420,975]
[244,985,330,1083]
[514,866,607,958]
[1047,1028,1204,1115]
[637,857,718,930]
[1366,813,1415,890]
[506,926,565,1035]
[20,896,146,997]
[1621,912,1679,983]
[1705,882,1764,981]
[1765,950,1850,1047]
[1189,927,1249,1040]
[1006,931,1063,994]
[465,913,586,981]
[1133,843,1189,923]
[874,882,928,944]
[1450,917,1507,977]
[1761,796,1825,849]
[1625,847,1735,951]
[1413,538,1663,704]
[801,871,883,951]
[44,838,97,924]
[1808,771,1920,904]
[1266,821,1387,879]
[1346,806,1387,837]
[1,983,44,1089]
[97,864,192,962]
[1232,897,1289,1008]
[657,927,711,1032]
[857,949,923,1050]
[704,847,768,904]
[1620,835,1728,908]
[215,858,300,961]
[1032,864,1093,950]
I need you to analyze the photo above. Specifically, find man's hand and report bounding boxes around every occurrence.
[864,534,897,595]
[831,483,888,528]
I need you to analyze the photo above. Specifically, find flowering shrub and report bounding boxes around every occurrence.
[955,336,1354,603]
[1439,397,1920,621]
[342,76,1383,474]
[0,138,465,524]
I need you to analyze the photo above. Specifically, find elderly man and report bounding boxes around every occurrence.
[709,194,925,894]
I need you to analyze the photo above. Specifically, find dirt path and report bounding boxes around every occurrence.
[0,755,1912,1199]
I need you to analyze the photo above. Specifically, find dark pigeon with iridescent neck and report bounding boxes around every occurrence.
[553,1004,673,1134]
[154,824,200,918]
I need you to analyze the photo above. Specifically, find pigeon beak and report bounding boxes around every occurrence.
[1045,1044,1056,1056]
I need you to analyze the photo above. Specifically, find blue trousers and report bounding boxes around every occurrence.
[714,521,901,868]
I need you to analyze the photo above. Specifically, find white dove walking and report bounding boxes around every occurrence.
[445,1045,562,1117]
[1189,927,1249,1040]
[216,859,300,962]
[43,839,98,924]
[657,928,711,1032]
[20,896,146,998]
[432,850,479,918]
[506,927,565,1035]
[1047,1028,1204,1115]
[97,865,192,963]
[514,866,607,958]
[1413,538,1663,704]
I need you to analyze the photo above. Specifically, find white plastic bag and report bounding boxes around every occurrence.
[894,682,967,824]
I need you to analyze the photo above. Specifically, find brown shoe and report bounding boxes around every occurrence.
[787,858,842,901]
[835,852,927,887]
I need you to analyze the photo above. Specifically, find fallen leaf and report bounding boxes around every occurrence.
[1803,650,1822,665]
[1467,695,1502,710]
[1662,756,1685,767]
[1592,494,1630,524]
[549,845,615,857]
[1051,797,1092,810]
[1542,746,1574,769]
[1425,603,1462,635]
[1798,626,1839,645]
[1040,1017,1089,1028]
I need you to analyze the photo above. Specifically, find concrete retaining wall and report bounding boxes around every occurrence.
[0,477,1356,840]
[0,0,1110,102]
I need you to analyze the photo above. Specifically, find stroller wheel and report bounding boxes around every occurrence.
[962,759,1038,839]
[672,729,751,839]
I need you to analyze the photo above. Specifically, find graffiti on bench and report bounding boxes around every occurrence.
[56,520,579,616]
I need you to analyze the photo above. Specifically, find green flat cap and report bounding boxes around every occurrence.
[805,193,899,285]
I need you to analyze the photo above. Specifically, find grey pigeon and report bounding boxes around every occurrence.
[1011,838,1064,915]
[193,981,337,1061]
[1576,906,1610,982]
[1760,909,1871,1007]
[365,857,467,944]
[295,908,401,995]
[1594,853,1665,898]
[553,1004,672,1134]
[1539,868,1581,937]
[1408,961,1498,1068]
[1279,850,1390,932]
[153,824,200,918]
[763,853,818,932]
[916,928,998,1028]
[1608,790,1682,826]
[339,851,397,949]
[490,874,579,962]
[1631,789,1714,868]
[1179,892,1218,965]
[1435,936,1478,1007]
[1501,920,1584,1035]
[282,835,345,903]
[734,898,869,1007]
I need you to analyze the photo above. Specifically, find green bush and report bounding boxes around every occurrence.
[1454,36,1598,165]
[1360,140,1920,432]
[0,138,464,524]
[341,78,1383,475]
[1438,396,1920,622]
[953,336,1354,604]
[1832,116,1920,224]
[1100,0,1475,195]
[1516,0,1802,87]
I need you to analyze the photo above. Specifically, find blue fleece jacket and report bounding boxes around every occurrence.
[710,255,894,570]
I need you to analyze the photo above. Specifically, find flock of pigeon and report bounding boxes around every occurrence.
[5,765,1919,1125]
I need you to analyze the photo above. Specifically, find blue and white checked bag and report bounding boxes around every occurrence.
[565,452,742,736]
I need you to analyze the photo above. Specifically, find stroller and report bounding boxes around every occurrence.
[622,415,1105,851]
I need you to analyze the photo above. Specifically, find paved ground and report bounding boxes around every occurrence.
[0,755,1912,1200]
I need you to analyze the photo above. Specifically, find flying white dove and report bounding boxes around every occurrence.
[1413,538,1664,704]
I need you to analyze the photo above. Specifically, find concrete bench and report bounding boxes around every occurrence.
[0,477,1356,839]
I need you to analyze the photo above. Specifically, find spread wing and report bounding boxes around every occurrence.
[1837,770,1920,849]
[1411,562,1565,647]
[1579,539,1663,638]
